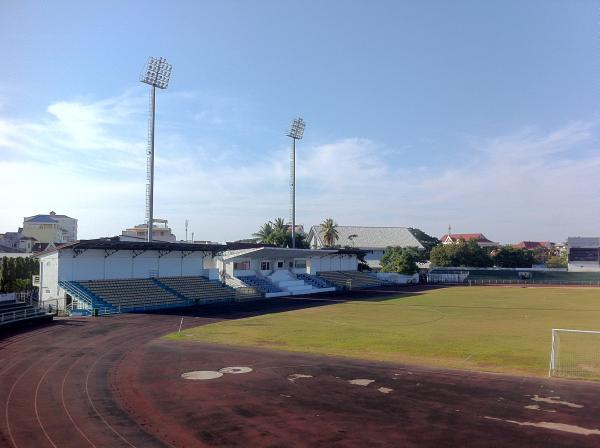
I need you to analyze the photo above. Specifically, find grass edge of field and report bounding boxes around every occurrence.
[162,286,600,379]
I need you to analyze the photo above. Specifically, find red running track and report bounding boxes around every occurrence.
[1,296,600,447]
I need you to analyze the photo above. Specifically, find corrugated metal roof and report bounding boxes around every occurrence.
[310,226,424,249]
[567,237,600,249]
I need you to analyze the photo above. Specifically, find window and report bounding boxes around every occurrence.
[294,259,307,268]
[260,261,271,270]
[233,261,250,270]
[277,261,284,269]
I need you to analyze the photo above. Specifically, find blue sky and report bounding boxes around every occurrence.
[1,0,598,243]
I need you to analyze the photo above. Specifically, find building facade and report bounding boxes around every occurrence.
[440,232,498,248]
[567,237,600,272]
[22,211,77,244]
[307,225,424,270]
[122,219,177,242]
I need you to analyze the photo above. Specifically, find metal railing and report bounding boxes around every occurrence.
[427,278,600,286]
[0,307,48,324]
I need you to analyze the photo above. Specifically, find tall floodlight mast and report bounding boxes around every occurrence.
[140,57,172,242]
[287,117,305,248]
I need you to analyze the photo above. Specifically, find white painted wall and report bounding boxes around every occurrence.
[568,261,600,272]
[307,255,357,273]
[39,252,59,301]
[38,248,213,308]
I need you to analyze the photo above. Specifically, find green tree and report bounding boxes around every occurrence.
[253,218,309,248]
[492,246,536,268]
[320,218,339,247]
[546,254,568,269]
[430,240,493,268]
[253,222,275,244]
[380,247,418,275]
[408,228,440,258]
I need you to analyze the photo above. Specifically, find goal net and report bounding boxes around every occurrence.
[549,329,600,379]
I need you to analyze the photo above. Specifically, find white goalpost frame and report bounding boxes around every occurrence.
[549,328,600,377]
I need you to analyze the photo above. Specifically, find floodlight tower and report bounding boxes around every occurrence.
[287,117,305,248]
[140,57,172,242]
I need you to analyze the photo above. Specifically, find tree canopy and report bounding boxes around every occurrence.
[546,253,568,269]
[320,218,339,247]
[380,246,419,275]
[430,240,493,268]
[492,246,536,268]
[0,257,39,293]
[252,218,308,248]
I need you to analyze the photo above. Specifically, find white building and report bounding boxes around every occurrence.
[22,211,77,244]
[36,239,361,310]
[37,239,220,310]
[567,237,600,272]
[122,219,177,242]
[307,225,424,270]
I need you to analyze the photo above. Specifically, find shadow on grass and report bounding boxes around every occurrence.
[139,285,445,322]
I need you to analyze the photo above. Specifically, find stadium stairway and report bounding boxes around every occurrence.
[60,280,119,315]
[240,276,284,297]
[267,270,336,296]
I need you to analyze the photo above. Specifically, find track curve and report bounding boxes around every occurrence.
[1,292,600,448]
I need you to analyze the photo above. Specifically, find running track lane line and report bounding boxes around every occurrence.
[34,355,64,448]
[60,351,98,448]
[4,349,58,448]
[83,320,179,448]
[59,323,155,448]
[5,318,155,448]
[57,321,162,448]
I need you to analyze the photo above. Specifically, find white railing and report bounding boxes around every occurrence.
[0,293,16,303]
[0,307,47,324]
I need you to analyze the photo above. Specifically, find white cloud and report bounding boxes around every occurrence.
[0,89,598,244]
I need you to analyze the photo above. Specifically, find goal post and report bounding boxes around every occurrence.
[549,328,600,379]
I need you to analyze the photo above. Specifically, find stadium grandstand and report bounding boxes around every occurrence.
[567,237,600,272]
[0,294,52,326]
[36,238,371,314]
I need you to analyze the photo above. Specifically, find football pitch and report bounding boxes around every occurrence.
[166,286,600,377]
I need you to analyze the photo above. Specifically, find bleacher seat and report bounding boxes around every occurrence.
[240,276,282,294]
[297,273,336,289]
[78,278,188,310]
[317,271,386,289]
[156,276,236,304]
[0,300,51,326]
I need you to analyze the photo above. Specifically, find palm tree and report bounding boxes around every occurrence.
[253,222,274,243]
[272,217,287,232]
[320,218,339,247]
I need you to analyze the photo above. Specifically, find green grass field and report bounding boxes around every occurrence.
[165,287,600,376]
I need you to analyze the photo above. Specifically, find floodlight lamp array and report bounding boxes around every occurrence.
[140,57,172,89]
[287,117,305,140]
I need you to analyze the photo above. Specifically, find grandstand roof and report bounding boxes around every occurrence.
[223,247,344,261]
[36,238,228,256]
[309,226,424,250]
[567,237,600,249]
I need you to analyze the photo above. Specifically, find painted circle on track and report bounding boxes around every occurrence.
[219,366,253,374]
[181,371,223,380]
